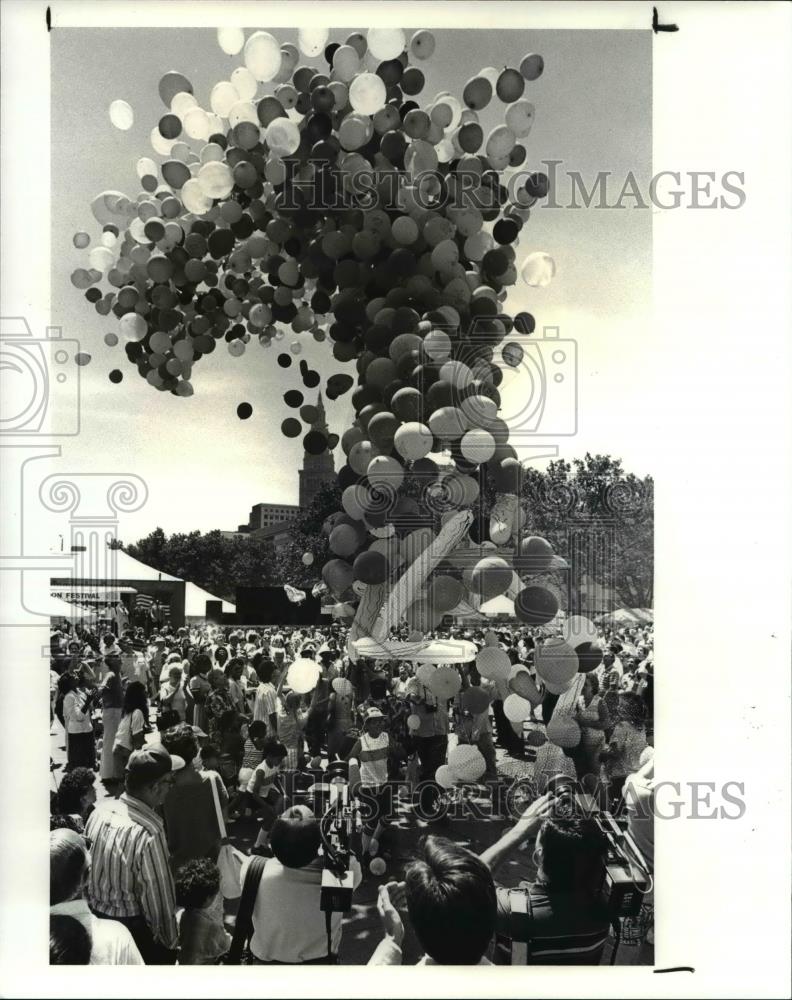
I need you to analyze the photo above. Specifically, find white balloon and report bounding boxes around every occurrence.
[228,101,258,127]
[171,92,198,117]
[298,27,329,57]
[244,30,282,81]
[265,117,300,156]
[217,27,245,55]
[505,99,536,138]
[562,615,599,646]
[181,178,213,215]
[349,73,387,116]
[503,693,533,724]
[479,66,500,87]
[183,107,211,140]
[367,28,406,61]
[230,66,258,101]
[197,161,234,199]
[520,251,556,288]
[287,657,322,694]
[150,126,175,156]
[109,100,134,130]
[447,744,486,781]
[88,246,115,273]
[210,81,240,118]
[435,764,456,789]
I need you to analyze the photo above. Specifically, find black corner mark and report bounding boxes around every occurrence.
[652,7,679,33]
[654,967,695,974]
[46,6,52,31]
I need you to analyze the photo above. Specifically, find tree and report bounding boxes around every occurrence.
[521,454,653,611]
[125,529,278,602]
[273,481,342,588]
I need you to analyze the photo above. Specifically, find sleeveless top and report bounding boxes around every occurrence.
[358,732,389,788]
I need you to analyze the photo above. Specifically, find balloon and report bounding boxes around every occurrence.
[302,552,314,566]
[505,99,535,138]
[367,455,404,493]
[546,716,581,749]
[463,76,492,111]
[508,666,543,705]
[576,641,604,673]
[197,161,234,199]
[183,107,211,140]
[298,28,329,57]
[483,630,499,647]
[119,312,147,342]
[514,586,559,626]
[521,251,556,287]
[503,693,532,724]
[496,68,525,102]
[562,615,599,646]
[486,125,516,159]
[369,856,387,876]
[520,53,545,81]
[435,764,456,789]
[519,536,554,574]
[460,685,490,715]
[158,71,194,107]
[475,645,510,681]
[210,81,239,117]
[329,522,364,557]
[341,483,368,520]
[322,558,354,596]
[217,27,245,55]
[367,28,405,61]
[428,575,463,614]
[287,657,322,694]
[333,45,361,82]
[393,422,433,461]
[502,342,524,368]
[410,30,436,60]
[349,73,387,116]
[460,428,496,465]
[427,666,461,700]
[470,556,512,599]
[406,713,421,732]
[353,550,389,585]
[447,744,485,782]
[534,639,578,687]
[109,100,134,130]
[230,67,258,101]
[181,178,212,215]
[244,31,283,81]
[428,406,467,441]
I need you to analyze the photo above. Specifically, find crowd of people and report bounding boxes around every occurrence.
[49,616,655,966]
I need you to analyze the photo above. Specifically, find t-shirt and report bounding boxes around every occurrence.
[243,855,362,963]
[246,759,283,797]
[162,770,225,870]
[253,683,279,733]
[50,899,143,965]
[359,732,389,788]
[114,709,145,752]
[177,897,231,965]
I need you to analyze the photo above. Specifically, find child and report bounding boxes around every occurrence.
[346,707,390,858]
[237,719,268,794]
[244,739,288,853]
[277,691,308,771]
[174,859,232,965]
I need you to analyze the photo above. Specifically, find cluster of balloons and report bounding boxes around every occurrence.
[73,27,562,641]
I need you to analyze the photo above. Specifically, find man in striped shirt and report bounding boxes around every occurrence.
[85,745,185,964]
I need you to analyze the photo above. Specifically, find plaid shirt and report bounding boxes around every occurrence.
[85,792,178,949]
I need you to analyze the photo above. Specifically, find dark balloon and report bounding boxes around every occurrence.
[237,402,253,419]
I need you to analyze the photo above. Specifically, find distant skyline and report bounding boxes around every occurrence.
[51,27,652,541]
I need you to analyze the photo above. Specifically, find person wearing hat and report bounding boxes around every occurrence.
[85,745,185,963]
[346,707,390,858]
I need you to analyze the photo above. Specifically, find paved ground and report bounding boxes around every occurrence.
[50,719,652,965]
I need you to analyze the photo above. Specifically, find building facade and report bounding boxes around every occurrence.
[298,393,337,510]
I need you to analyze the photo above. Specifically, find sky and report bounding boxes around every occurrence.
[50,27,652,542]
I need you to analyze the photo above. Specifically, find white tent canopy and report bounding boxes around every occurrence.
[184,581,235,618]
[352,637,478,664]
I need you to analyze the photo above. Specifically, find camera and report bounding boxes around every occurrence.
[315,761,361,914]
[595,811,651,919]
[545,774,650,918]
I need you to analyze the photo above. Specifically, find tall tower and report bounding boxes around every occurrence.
[298,392,336,510]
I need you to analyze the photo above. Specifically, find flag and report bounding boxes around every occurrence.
[135,594,154,611]
[284,584,306,604]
